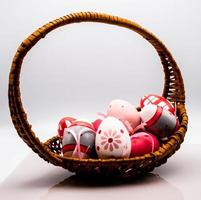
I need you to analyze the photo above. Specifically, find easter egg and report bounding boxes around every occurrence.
[92,118,102,131]
[140,94,175,114]
[95,116,131,159]
[107,99,141,134]
[140,104,179,139]
[62,120,96,158]
[58,116,76,139]
[130,132,159,157]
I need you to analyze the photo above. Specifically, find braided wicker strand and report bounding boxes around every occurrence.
[9,12,188,177]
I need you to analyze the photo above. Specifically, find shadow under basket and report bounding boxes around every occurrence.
[8,12,188,179]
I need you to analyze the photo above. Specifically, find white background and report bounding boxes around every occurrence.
[0,0,201,183]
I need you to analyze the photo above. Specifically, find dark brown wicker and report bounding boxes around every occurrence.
[8,12,188,178]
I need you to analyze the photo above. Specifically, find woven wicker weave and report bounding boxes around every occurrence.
[9,12,188,178]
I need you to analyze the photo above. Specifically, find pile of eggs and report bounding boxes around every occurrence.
[57,94,179,159]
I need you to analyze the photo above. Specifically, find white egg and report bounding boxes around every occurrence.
[95,116,131,158]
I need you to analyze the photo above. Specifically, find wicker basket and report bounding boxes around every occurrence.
[9,12,188,178]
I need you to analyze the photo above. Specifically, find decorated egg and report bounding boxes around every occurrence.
[62,119,96,158]
[95,116,131,159]
[140,104,179,139]
[92,118,102,131]
[130,132,159,157]
[107,99,141,134]
[58,116,76,139]
[140,94,175,114]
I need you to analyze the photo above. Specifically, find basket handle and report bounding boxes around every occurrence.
[8,12,185,166]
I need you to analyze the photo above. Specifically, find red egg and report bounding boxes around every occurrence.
[140,94,175,114]
[92,119,102,131]
[130,132,159,157]
[58,117,76,139]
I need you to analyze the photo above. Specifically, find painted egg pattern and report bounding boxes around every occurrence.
[140,94,175,114]
[58,117,76,139]
[140,104,179,139]
[107,99,141,134]
[62,121,96,158]
[95,116,131,158]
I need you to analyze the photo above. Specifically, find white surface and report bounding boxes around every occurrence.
[0,130,29,183]
[0,144,201,200]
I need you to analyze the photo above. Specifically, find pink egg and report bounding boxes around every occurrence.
[140,104,179,139]
[140,94,175,114]
[58,116,76,139]
[107,99,141,134]
[130,132,159,157]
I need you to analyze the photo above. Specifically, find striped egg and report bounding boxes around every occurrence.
[140,104,179,140]
[62,120,96,159]
[140,94,175,114]
[58,117,76,139]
